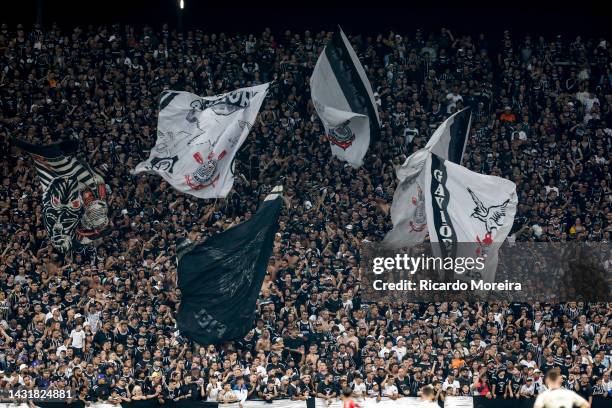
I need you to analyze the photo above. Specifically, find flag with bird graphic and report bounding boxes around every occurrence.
[384,108,472,247]
[424,152,517,281]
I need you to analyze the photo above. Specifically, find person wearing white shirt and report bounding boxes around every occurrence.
[392,337,407,362]
[352,376,366,398]
[69,324,86,353]
[442,374,460,392]
[534,371,589,408]
[206,377,222,402]
[382,376,399,400]
[583,93,600,113]
[446,90,463,113]
[379,339,393,358]
[519,378,536,398]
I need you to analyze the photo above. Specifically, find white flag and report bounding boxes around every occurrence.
[310,28,380,168]
[384,108,472,247]
[424,153,517,280]
[383,149,430,246]
[134,83,269,199]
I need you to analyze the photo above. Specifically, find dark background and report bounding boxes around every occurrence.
[2,0,609,39]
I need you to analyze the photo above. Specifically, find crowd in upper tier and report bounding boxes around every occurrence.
[0,21,610,405]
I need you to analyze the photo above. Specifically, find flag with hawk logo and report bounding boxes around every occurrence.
[135,83,269,198]
[177,186,283,345]
[310,28,380,168]
[384,108,472,247]
[424,153,517,281]
[13,138,109,254]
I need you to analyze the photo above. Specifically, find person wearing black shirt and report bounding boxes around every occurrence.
[113,378,129,399]
[458,368,471,389]
[316,374,338,401]
[181,375,202,401]
[493,370,509,398]
[259,379,278,402]
[410,371,426,396]
[169,379,188,402]
[509,373,522,398]
[324,290,343,313]
[575,375,592,404]
[266,353,286,375]
[93,322,115,350]
[92,376,111,401]
[284,327,305,363]
[395,368,412,397]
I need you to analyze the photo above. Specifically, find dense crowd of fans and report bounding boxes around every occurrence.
[0,21,610,406]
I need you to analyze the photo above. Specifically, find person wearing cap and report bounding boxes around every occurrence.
[519,377,536,398]
[286,376,304,401]
[92,374,111,401]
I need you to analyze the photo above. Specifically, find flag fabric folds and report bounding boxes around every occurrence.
[310,28,380,168]
[13,138,109,253]
[135,83,270,199]
[383,149,430,246]
[422,107,471,166]
[384,109,472,247]
[424,153,517,281]
[177,186,283,345]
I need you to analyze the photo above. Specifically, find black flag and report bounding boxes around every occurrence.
[177,186,283,345]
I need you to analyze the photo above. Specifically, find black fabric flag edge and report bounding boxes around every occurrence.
[177,187,283,345]
[324,30,380,142]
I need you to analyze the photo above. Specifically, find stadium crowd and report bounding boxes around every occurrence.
[0,21,611,406]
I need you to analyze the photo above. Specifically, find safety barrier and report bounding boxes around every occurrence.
[1,395,608,408]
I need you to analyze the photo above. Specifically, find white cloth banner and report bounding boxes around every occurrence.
[443,396,474,408]
[383,149,430,246]
[310,29,380,168]
[384,109,471,248]
[0,396,478,408]
[424,153,517,281]
[135,83,269,199]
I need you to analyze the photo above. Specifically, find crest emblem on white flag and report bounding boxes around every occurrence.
[135,83,269,198]
[310,28,380,168]
[384,109,472,247]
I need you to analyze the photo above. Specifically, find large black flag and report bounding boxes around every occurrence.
[177,186,283,345]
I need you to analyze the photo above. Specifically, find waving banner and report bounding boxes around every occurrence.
[177,186,283,345]
[424,153,517,281]
[14,139,109,253]
[135,83,269,199]
[384,108,472,247]
[311,28,380,168]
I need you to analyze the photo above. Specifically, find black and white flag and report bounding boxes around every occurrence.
[135,83,269,199]
[310,28,380,168]
[177,186,283,345]
[13,139,109,253]
[421,107,471,167]
[424,153,517,280]
[384,109,472,247]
